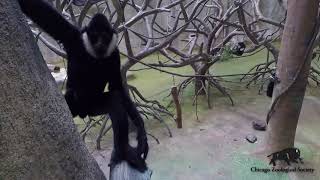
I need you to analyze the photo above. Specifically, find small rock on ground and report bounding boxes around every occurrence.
[246,134,257,143]
[252,120,266,131]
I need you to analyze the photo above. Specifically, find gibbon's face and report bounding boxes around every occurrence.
[82,13,118,59]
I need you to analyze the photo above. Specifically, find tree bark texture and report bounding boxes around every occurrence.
[266,0,319,152]
[193,63,209,95]
[0,1,106,179]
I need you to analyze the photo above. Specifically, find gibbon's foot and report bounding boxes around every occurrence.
[137,134,149,160]
[109,147,147,173]
[109,149,123,168]
[126,146,148,172]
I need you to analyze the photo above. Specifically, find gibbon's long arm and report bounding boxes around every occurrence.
[18,0,79,44]
[110,77,149,159]
[108,53,148,159]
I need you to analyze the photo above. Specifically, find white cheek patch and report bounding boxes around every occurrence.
[82,32,118,59]
[105,33,118,57]
[82,32,98,59]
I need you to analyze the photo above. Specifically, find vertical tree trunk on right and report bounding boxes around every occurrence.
[266,0,319,152]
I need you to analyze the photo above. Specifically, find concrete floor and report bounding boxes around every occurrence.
[93,96,320,180]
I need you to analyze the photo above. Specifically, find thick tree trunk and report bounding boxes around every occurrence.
[0,1,106,179]
[266,0,319,152]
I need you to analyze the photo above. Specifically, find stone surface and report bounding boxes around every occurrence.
[252,120,267,131]
[110,162,152,180]
[246,134,258,143]
[0,1,106,179]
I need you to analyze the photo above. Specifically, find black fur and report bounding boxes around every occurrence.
[210,47,221,56]
[266,72,278,98]
[266,81,274,98]
[231,42,246,56]
[18,0,148,172]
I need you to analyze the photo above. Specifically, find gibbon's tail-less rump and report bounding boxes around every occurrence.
[18,0,148,172]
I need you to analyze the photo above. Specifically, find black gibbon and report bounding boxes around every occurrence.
[231,42,246,56]
[210,42,245,57]
[266,81,275,98]
[266,72,278,98]
[18,0,148,172]
[210,47,221,56]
